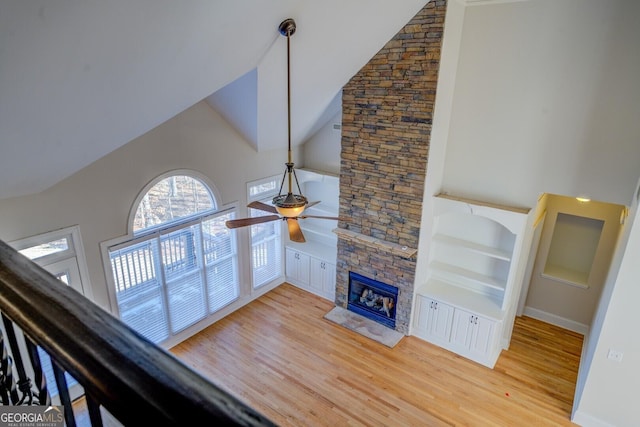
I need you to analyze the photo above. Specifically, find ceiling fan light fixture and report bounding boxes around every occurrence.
[273,192,308,217]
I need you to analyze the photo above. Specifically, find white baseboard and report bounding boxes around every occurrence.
[523,306,589,335]
[572,410,615,427]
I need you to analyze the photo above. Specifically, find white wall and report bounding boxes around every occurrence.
[441,0,640,208]
[524,195,624,332]
[302,110,342,175]
[0,102,290,311]
[573,182,640,426]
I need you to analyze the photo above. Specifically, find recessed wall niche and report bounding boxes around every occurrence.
[542,213,604,287]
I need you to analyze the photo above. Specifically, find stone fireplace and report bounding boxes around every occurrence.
[334,0,446,335]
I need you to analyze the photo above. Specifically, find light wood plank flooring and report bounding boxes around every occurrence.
[170,284,583,426]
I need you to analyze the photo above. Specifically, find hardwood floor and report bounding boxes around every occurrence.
[169,284,583,426]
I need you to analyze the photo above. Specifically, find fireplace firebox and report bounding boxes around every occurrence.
[347,272,398,329]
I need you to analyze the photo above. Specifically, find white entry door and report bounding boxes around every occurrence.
[10,226,91,404]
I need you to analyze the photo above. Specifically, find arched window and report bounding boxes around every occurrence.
[105,171,239,345]
[132,174,216,233]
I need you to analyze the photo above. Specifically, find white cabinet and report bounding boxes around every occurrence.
[286,246,336,301]
[412,194,532,369]
[285,248,310,287]
[450,309,497,359]
[413,295,501,368]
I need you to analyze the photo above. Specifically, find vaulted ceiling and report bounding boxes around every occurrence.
[0,0,429,200]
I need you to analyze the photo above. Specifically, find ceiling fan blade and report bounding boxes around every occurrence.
[286,218,306,243]
[306,200,321,209]
[247,201,278,214]
[225,215,281,229]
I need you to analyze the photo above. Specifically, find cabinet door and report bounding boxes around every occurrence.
[450,308,496,359]
[285,248,310,287]
[285,248,296,278]
[469,315,496,358]
[297,252,310,286]
[309,257,325,294]
[428,300,454,342]
[310,258,336,300]
[450,309,474,352]
[321,261,336,300]
[413,296,431,335]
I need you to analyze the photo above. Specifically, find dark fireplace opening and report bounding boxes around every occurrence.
[347,272,398,329]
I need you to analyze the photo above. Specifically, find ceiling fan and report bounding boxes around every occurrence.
[225,18,344,243]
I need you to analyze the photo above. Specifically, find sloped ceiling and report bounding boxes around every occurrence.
[0,0,428,200]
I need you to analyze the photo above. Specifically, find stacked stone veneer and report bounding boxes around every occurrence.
[335,0,446,334]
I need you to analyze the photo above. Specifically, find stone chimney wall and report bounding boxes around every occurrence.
[335,0,447,334]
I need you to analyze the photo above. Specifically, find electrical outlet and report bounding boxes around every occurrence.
[607,349,624,363]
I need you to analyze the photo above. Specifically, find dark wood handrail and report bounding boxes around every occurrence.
[0,239,275,426]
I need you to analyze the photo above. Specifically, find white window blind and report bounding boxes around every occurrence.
[202,214,239,312]
[250,208,282,288]
[248,177,282,289]
[108,211,239,344]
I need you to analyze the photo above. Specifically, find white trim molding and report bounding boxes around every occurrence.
[523,306,589,335]
[572,410,615,427]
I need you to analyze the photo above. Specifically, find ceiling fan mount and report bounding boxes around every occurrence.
[225,18,345,243]
[278,18,296,37]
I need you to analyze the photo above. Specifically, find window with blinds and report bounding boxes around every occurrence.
[106,173,239,345]
[109,211,238,344]
[248,176,283,289]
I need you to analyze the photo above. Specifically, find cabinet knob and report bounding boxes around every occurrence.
[469,316,474,323]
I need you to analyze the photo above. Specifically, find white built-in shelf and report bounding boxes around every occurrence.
[436,193,530,215]
[541,264,589,289]
[432,234,512,261]
[412,193,532,368]
[285,169,339,262]
[299,217,338,238]
[304,204,338,217]
[427,193,529,312]
[298,205,338,249]
[430,261,507,292]
[417,279,503,320]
